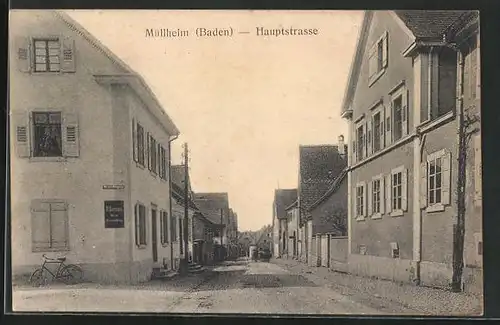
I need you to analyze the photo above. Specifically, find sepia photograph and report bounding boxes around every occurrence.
[8,9,482,315]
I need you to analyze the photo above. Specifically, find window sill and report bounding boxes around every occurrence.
[390,210,404,217]
[32,247,69,253]
[425,204,445,213]
[368,68,387,87]
[161,243,169,247]
[371,213,382,220]
[29,157,68,162]
[417,111,455,134]
[136,162,145,169]
[355,216,366,222]
[136,244,147,249]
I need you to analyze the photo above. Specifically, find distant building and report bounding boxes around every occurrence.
[272,189,297,258]
[10,11,180,284]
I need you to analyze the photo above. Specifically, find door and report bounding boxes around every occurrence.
[151,207,158,262]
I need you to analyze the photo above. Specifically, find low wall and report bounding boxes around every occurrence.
[348,253,415,284]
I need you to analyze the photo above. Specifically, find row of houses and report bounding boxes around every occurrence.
[9,10,238,284]
[273,10,482,293]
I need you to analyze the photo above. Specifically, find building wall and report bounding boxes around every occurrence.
[286,208,298,257]
[311,177,347,236]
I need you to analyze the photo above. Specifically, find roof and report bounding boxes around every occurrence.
[54,11,180,136]
[394,10,470,39]
[274,189,298,219]
[193,193,230,225]
[299,145,346,212]
[341,10,471,117]
[285,200,298,211]
[308,167,348,210]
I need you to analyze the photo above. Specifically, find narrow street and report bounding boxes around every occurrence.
[12,258,481,315]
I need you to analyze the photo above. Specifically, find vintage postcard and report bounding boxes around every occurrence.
[8,9,482,315]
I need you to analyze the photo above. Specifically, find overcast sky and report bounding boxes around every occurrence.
[67,10,362,231]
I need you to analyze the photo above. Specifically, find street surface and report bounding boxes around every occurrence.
[12,258,482,315]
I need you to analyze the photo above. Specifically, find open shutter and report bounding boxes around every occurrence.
[385,103,392,146]
[31,201,50,250]
[386,174,392,213]
[380,177,385,214]
[402,89,408,136]
[367,181,373,216]
[12,112,31,158]
[367,120,372,156]
[157,143,162,177]
[380,112,385,150]
[60,37,76,73]
[132,119,138,162]
[62,112,79,157]
[402,168,408,211]
[353,186,358,218]
[442,151,452,205]
[14,36,31,72]
[146,133,151,171]
[421,162,428,209]
[364,122,368,158]
[362,182,367,217]
[382,32,389,68]
[474,133,482,205]
[368,44,377,80]
[135,204,140,245]
[50,202,68,249]
[352,140,356,164]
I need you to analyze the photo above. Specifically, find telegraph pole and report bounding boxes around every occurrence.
[181,143,190,274]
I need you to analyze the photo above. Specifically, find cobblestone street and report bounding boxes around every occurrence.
[12,258,482,315]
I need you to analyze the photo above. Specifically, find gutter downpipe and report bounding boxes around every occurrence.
[168,134,179,270]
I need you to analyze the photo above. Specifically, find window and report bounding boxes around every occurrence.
[31,200,68,252]
[160,210,169,244]
[422,150,451,211]
[390,242,400,258]
[135,203,147,246]
[388,166,407,215]
[393,96,403,141]
[356,124,365,161]
[368,32,388,85]
[137,123,145,166]
[372,179,381,214]
[392,171,402,210]
[372,110,382,152]
[33,112,62,157]
[150,136,157,174]
[390,85,408,141]
[355,183,365,218]
[159,145,167,180]
[34,39,60,72]
[170,215,177,242]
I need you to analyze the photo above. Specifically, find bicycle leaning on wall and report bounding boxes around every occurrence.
[29,254,84,286]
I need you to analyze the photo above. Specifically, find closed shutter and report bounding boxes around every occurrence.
[353,185,358,218]
[402,168,408,211]
[367,181,372,216]
[442,151,452,205]
[382,32,389,68]
[12,112,31,158]
[421,162,428,209]
[402,89,408,136]
[50,202,68,249]
[14,36,31,72]
[132,119,138,162]
[362,182,367,217]
[380,176,385,214]
[160,211,164,244]
[62,112,79,157]
[31,201,51,251]
[61,37,76,73]
[385,103,392,146]
[386,174,392,213]
[474,133,482,205]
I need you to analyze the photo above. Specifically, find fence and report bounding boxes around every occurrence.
[309,234,348,272]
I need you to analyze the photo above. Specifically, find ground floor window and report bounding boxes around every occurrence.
[356,184,365,217]
[31,200,68,252]
[160,210,169,244]
[135,203,147,246]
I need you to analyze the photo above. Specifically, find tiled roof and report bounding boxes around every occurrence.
[299,145,347,211]
[274,189,298,219]
[308,167,348,211]
[193,193,230,225]
[394,10,470,39]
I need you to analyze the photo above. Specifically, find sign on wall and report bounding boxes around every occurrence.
[104,200,125,228]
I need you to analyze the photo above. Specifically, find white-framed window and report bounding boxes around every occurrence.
[368,32,388,85]
[149,135,157,175]
[369,176,384,218]
[160,210,169,245]
[355,121,365,162]
[390,85,408,142]
[135,203,147,247]
[31,199,69,252]
[387,166,407,216]
[355,182,366,219]
[13,111,80,159]
[14,36,76,74]
[421,149,451,212]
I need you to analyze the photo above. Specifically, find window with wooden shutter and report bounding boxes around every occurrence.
[132,118,138,163]
[385,104,392,146]
[441,151,451,206]
[12,112,31,158]
[146,133,151,171]
[137,124,145,166]
[402,168,408,211]
[474,133,482,205]
[61,37,76,73]
[386,174,392,214]
[135,204,147,246]
[62,112,79,157]
[367,181,373,216]
[31,200,68,252]
[362,182,367,217]
[367,120,372,156]
[380,176,385,214]
[33,39,61,72]
[170,215,177,242]
[402,90,408,136]
[14,36,31,72]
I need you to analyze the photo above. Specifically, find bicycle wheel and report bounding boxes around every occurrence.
[29,269,47,287]
[59,265,83,284]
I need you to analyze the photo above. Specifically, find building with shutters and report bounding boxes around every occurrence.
[10,10,180,284]
[340,11,481,291]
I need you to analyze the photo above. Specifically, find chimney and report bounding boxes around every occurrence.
[338,135,345,156]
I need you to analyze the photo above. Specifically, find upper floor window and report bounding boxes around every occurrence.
[34,39,60,72]
[33,112,62,157]
[368,32,388,85]
[356,123,365,161]
[390,85,408,142]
